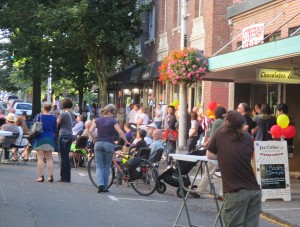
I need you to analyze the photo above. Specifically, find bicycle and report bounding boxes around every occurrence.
[87,146,158,196]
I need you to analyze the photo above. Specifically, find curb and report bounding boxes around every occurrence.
[261,211,299,227]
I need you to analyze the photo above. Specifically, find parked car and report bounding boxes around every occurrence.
[13,102,32,116]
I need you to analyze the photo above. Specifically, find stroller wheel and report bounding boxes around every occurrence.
[156,182,166,194]
[176,188,186,198]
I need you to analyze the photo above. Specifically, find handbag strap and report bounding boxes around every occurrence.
[67,111,73,124]
[37,113,42,122]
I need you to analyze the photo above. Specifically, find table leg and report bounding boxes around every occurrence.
[174,161,202,227]
[174,160,193,227]
[204,162,223,227]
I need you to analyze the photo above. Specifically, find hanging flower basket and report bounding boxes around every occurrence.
[159,48,208,86]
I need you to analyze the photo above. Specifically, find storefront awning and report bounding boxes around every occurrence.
[130,67,145,82]
[206,35,300,83]
[109,65,137,84]
[140,61,161,81]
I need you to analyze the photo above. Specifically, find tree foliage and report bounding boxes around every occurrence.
[0,0,146,114]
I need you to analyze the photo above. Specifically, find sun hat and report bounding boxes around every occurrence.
[5,113,16,122]
[222,110,244,128]
[146,123,157,129]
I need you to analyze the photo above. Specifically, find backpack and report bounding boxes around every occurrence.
[261,117,277,141]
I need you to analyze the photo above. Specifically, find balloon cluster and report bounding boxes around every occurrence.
[270,114,296,139]
[206,101,217,119]
[170,100,179,110]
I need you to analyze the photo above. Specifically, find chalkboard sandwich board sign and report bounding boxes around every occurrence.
[254,141,291,202]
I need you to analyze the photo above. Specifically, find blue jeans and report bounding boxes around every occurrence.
[58,134,73,182]
[94,141,115,189]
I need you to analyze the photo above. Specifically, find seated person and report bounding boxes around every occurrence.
[148,129,164,163]
[81,120,96,148]
[70,120,96,167]
[130,129,147,155]
[0,113,19,162]
[117,123,133,147]
[72,114,84,141]
[132,126,153,146]
[11,116,29,161]
[124,123,133,143]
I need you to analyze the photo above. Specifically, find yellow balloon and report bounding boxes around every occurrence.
[206,109,214,117]
[277,114,289,129]
[208,115,215,119]
[173,100,179,105]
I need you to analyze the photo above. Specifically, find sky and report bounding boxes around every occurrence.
[0,30,10,44]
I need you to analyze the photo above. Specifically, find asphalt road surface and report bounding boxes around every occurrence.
[0,158,283,227]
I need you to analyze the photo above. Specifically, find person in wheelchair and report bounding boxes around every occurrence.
[72,115,84,141]
[148,129,164,163]
[0,113,19,163]
[70,120,96,167]
[11,116,29,161]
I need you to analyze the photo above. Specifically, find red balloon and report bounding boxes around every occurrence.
[208,101,217,111]
[283,126,296,138]
[270,125,283,138]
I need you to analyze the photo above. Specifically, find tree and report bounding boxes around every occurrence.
[0,1,56,116]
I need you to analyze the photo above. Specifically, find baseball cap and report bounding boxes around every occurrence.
[222,110,244,128]
[146,123,157,129]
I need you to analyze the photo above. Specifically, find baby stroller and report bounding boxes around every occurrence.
[156,149,206,197]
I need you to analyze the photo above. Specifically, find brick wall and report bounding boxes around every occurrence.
[203,81,229,111]
[229,0,300,50]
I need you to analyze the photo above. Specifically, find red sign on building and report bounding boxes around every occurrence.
[242,23,264,48]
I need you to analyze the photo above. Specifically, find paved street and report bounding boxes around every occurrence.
[0,154,286,227]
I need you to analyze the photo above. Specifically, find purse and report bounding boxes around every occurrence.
[30,114,43,138]
[163,129,178,141]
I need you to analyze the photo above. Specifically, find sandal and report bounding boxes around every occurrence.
[22,156,29,161]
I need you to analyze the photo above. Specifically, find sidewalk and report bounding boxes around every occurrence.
[260,173,300,227]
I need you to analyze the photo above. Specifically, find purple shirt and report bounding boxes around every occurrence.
[95,117,117,144]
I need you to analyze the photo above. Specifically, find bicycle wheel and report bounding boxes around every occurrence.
[130,159,158,196]
[87,156,116,189]
[87,156,98,188]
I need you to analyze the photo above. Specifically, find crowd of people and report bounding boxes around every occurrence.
[0,98,295,226]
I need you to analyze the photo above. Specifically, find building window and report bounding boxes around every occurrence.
[289,26,300,37]
[174,0,181,27]
[195,0,203,18]
[161,0,166,32]
[145,5,155,41]
[264,31,281,43]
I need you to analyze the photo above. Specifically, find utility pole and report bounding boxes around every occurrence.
[177,0,188,152]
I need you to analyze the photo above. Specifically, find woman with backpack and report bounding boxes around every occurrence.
[252,104,276,141]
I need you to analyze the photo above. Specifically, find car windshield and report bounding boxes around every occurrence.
[17,104,32,110]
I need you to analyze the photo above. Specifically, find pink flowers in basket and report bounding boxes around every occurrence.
[159,48,208,86]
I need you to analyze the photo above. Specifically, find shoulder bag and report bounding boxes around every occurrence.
[30,114,43,138]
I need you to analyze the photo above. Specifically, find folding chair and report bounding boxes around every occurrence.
[9,135,29,165]
[0,133,19,163]
[70,136,88,169]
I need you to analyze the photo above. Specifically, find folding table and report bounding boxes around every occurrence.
[169,154,223,227]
